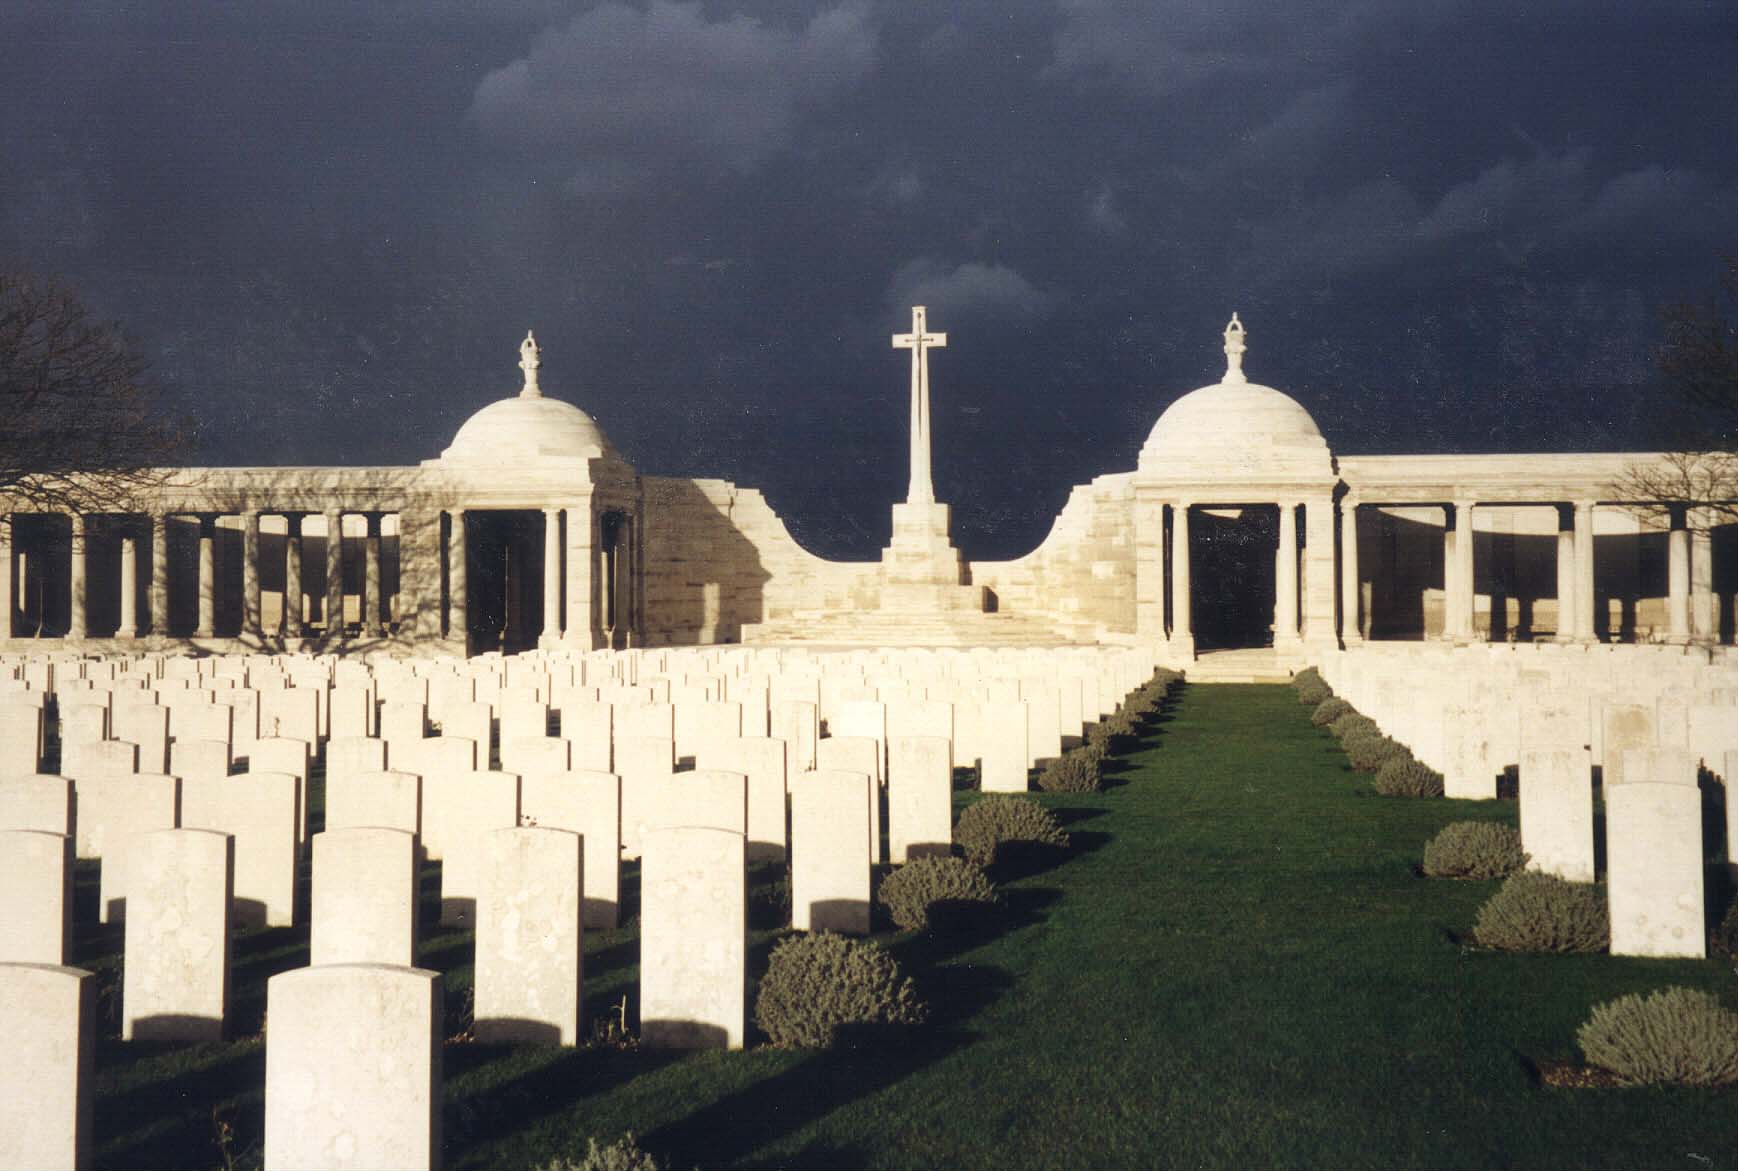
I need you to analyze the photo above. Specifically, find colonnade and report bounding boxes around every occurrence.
[1339,497,1719,646]
[0,508,398,642]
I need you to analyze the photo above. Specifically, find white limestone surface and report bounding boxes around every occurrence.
[264,964,442,1171]
[1517,749,1595,883]
[1606,781,1705,958]
[888,735,953,862]
[474,826,583,1045]
[639,825,745,1049]
[0,772,72,835]
[790,769,871,934]
[122,828,231,1041]
[0,963,94,1171]
[519,769,620,928]
[326,770,421,837]
[311,828,418,967]
[0,830,72,964]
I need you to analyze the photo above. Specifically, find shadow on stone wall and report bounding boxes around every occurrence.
[641,478,770,645]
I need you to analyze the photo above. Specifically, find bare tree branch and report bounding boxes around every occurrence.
[0,267,191,520]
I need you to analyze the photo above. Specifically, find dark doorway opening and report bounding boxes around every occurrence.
[1192,505,1279,650]
[464,510,547,655]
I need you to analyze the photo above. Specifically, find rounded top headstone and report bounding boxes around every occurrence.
[1137,315,1334,485]
[437,331,618,465]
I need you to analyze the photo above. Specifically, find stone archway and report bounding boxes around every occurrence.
[1191,505,1279,650]
[464,510,548,655]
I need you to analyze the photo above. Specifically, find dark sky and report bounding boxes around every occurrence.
[3,1,1734,559]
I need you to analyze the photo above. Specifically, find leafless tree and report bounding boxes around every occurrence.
[0,267,189,519]
[1615,255,1738,530]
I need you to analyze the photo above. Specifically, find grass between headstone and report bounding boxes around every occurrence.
[84,684,1737,1169]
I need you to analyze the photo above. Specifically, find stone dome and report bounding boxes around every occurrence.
[433,331,617,466]
[1136,316,1334,484]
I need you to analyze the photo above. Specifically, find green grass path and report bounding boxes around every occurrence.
[92,684,1738,1169]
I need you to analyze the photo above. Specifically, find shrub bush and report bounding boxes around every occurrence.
[1329,712,1378,741]
[1310,697,1354,727]
[953,795,1070,866]
[1714,898,1738,959]
[1295,676,1332,706]
[1375,756,1446,798]
[1036,746,1103,793]
[1473,871,1608,953]
[538,1134,663,1171]
[1292,665,1324,692]
[754,932,926,1048]
[1577,987,1738,1087]
[1342,729,1408,772]
[877,856,998,931]
[1422,821,1524,876]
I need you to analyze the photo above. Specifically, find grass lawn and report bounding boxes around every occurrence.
[83,683,1738,1169]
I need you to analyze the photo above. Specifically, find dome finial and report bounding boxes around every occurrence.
[1223,313,1247,384]
[519,330,543,398]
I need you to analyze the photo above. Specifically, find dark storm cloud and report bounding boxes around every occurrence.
[0,0,1732,560]
[467,1,877,191]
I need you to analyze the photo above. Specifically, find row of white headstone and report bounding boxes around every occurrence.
[0,643,1159,1171]
[1318,642,1737,959]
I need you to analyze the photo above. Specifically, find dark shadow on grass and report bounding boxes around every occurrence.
[987,831,1110,883]
[584,936,639,981]
[97,1042,264,1171]
[444,1044,686,1160]
[641,1015,998,1169]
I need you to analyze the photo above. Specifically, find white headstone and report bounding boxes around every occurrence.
[0,963,94,1171]
[888,735,953,862]
[423,771,519,926]
[112,701,170,774]
[518,770,620,929]
[311,828,418,967]
[264,964,442,1171]
[1606,781,1705,958]
[180,771,299,928]
[73,773,178,923]
[0,830,72,964]
[790,770,871,934]
[716,736,788,862]
[0,773,72,836]
[639,825,745,1049]
[171,738,232,782]
[0,703,43,776]
[817,736,883,861]
[122,827,232,1041]
[326,736,387,785]
[325,770,421,837]
[474,826,583,1045]
[1517,749,1595,883]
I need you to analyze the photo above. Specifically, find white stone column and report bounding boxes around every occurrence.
[364,513,384,637]
[1690,507,1715,645]
[1554,505,1575,643]
[1275,501,1299,644]
[324,508,344,638]
[118,533,139,638]
[1573,500,1597,642]
[622,515,639,647]
[563,502,593,648]
[0,514,13,640]
[1302,495,1336,646]
[195,515,216,638]
[1667,508,1690,644]
[242,512,261,637]
[447,508,467,642]
[1170,501,1193,653]
[540,506,562,647]
[284,514,304,638]
[69,513,88,640]
[1448,500,1476,642]
[150,513,169,637]
[1339,495,1362,645]
[600,521,617,648]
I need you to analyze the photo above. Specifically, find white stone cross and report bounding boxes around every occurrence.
[892,306,947,504]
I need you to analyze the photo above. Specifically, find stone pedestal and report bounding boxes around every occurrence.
[880,502,983,612]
